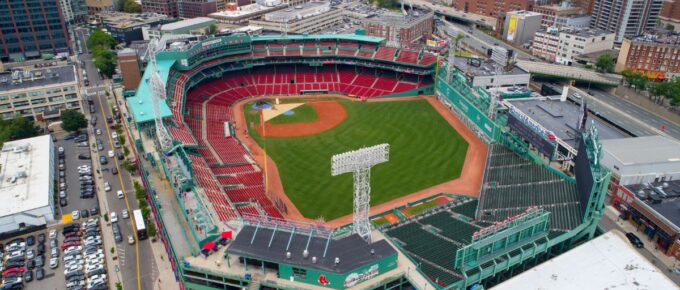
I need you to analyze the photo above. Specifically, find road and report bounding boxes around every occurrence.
[400,0,496,28]
[73,26,157,290]
[439,19,534,60]
[585,88,680,140]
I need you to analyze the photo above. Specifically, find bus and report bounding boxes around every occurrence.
[132,209,148,240]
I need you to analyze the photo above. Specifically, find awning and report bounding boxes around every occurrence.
[221,231,233,239]
[203,242,216,251]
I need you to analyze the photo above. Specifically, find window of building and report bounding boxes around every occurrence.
[292,268,307,279]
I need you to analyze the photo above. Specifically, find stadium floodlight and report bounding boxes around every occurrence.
[331,144,389,242]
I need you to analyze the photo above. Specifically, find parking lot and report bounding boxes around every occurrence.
[53,131,100,221]
[0,129,111,290]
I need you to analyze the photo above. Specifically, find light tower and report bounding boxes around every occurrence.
[147,39,174,153]
[331,144,389,242]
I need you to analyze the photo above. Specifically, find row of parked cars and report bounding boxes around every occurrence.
[0,234,49,289]
[61,220,108,290]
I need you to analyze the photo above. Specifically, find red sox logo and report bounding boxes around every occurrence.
[318,274,330,286]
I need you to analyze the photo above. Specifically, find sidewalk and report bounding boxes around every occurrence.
[114,88,180,290]
[604,206,679,269]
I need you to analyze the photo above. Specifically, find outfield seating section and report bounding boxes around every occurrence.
[384,199,489,287]
[478,145,582,231]
[166,57,434,222]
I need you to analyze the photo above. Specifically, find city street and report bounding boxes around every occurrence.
[72,26,157,290]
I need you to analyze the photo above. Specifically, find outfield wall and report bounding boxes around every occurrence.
[435,69,501,143]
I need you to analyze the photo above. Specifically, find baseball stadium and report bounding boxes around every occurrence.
[127,31,611,290]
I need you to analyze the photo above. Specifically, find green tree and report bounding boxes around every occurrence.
[123,0,141,13]
[123,159,136,173]
[87,29,117,50]
[116,282,123,290]
[146,220,157,238]
[60,109,87,132]
[0,117,40,143]
[595,54,615,73]
[92,46,117,78]
[205,24,218,35]
[666,24,675,31]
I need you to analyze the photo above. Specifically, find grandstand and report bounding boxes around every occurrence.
[128,32,612,290]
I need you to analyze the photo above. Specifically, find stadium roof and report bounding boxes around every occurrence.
[251,33,384,43]
[229,225,396,273]
[508,98,627,147]
[602,135,680,166]
[161,17,215,32]
[492,230,678,290]
[0,135,52,217]
[127,59,173,123]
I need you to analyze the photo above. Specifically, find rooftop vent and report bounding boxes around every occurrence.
[302,249,308,258]
[286,252,291,259]
[311,256,317,264]
[334,257,340,264]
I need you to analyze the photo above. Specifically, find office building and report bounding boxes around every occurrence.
[556,27,615,65]
[93,12,170,45]
[0,0,70,62]
[142,0,179,18]
[85,0,114,15]
[0,65,80,121]
[454,0,535,18]
[503,10,543,46]
[0,135,56,235]
[533,3,590,28]
[590,0,664,43]
[249,1,344,34]
[615,31,680,80]
[60,0,88,23]
[532,27,561,62]
[360,9,433,48]
[453,57,530,89]
[177,0,217,18]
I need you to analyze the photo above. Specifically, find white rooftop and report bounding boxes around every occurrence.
[602,135,680,165]
[492,230,679,290]
[161,17,215,31]
[0,135,52,218]
[210,4,278,18]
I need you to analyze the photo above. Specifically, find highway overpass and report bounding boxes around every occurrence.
[516,60,621,86]
[400,0,497,29]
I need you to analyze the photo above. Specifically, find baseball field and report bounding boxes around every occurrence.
[243,97,469,220]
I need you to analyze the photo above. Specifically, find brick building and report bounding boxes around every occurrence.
[454,0,538,18]
[117,48,142,91]
[361,9,433,48]
[142,0,178,18]
[615,31,680,80]
[532,3,588,28]
[661,0,680,28]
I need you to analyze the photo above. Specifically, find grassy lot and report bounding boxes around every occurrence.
[268,103,318,124]
[244,98,469,220]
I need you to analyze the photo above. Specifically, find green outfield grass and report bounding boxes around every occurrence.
[268,103,318,124]
[244,99,469,220]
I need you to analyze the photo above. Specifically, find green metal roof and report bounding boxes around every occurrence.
[251,33,384,43]
[127,59,174,124]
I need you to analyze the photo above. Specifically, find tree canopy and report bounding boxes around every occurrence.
[60,109,87,132]
[595,54,615,73]
[123,0,141,13]
[92,46,117,78]
[87,29,117,50]
[0,117,40,146]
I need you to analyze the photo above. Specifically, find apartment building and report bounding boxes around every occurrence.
[615,31,680,79]
[590,0,663,43]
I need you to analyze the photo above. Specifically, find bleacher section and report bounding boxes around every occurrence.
[384,199,482,287]
[478,145,582,232]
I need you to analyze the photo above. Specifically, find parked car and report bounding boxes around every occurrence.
[626,232,644,248]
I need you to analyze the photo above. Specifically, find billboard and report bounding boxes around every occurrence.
[507,15,518,42]
[507,113,556,159]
